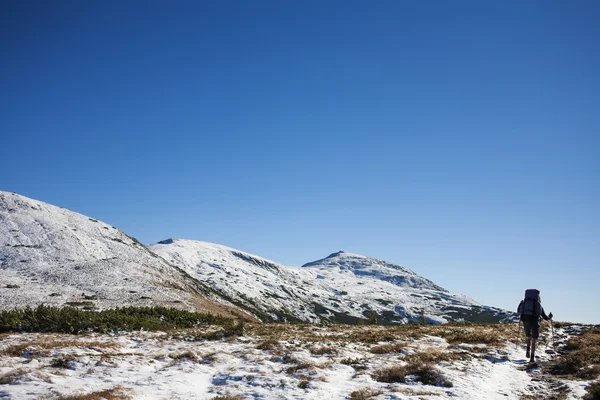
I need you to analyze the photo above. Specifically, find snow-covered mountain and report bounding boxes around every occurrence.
[0,191,249,319]
[1,191,513,324]
[150,240,513,324]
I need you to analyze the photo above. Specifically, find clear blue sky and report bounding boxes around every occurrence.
[1,1,598,323]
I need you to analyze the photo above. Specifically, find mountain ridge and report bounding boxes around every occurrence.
[1,191,514,324]
[0,191,253,320]
[150,239,512,324]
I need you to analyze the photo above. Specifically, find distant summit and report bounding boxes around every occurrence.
[152,241,515,324]
[302,250,445,292]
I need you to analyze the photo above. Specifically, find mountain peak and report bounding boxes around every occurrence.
[301,251,367,267]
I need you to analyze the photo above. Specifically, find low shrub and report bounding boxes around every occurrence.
[0,305,235,334]
[298,379,310,389]
[584,381,600,400]
[50,354,77,368]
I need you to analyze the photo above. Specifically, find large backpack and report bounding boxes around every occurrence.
[521,289,541,318]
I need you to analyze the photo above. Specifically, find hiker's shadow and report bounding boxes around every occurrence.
[513,359,528,365]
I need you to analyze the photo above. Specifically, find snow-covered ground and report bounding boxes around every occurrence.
[0,323,592,399]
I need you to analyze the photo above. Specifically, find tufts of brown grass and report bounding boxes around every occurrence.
[391,387,438,396]
[0,368,29,385]
[0,338,117,358]
[403,349,469,364]
[372,362,452,387]
[340,357,364,366]
[349,387,384,400]
[55,385,132,400]
[286,362,314,374]
[439,327,505,346]
[170,350,201,362]
[369,342,404,354]
[553,328,600,379]
[256,339,279,350]
[346,329,399,344]
[309,346,338,355]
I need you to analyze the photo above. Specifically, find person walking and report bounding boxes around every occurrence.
[517,289,553,363]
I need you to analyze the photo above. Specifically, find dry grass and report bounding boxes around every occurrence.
[369,342,404,354]
[286,362,314,374]
[0,368,28,385]
[309,345,338,355]
[0,338,117,357]
[438,327,505,346]
[553,327,600,379]
[170,350,201,362]
[256,338,279,350]
[391,387,438,396]
[349,387,384,400]
[55,385,132,399]
[403,349,469,363]
[245,322,515,348]
[372,362,452,387]
[340,357,364,365]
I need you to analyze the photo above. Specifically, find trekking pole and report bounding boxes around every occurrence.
[550,319,557,361]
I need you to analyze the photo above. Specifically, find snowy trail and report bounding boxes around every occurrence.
[0,324,593,399]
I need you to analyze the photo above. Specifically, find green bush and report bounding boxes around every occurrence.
[0,305,234,334]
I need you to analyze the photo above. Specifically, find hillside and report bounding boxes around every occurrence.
[149,240,514,324]
[0,191,249,319]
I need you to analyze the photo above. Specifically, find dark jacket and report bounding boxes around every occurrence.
[517,300,551,321]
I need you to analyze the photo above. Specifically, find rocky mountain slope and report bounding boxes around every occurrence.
[149,240,513,324]
[0,191,249,319]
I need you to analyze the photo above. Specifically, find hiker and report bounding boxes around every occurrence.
[517,289,553,363]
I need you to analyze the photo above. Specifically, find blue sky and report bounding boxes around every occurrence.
[1,1,598,323]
